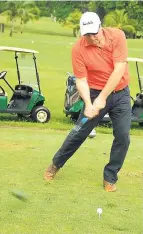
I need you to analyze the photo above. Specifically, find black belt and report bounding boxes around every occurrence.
[112,86,128,93]
[90,86,128,93]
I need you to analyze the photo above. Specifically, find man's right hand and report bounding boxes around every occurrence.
[75,77,94,118]
[84,103,95,119]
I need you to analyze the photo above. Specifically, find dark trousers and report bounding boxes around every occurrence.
[53,87,131,183]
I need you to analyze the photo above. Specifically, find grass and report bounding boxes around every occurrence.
[0,16,142,233]
[0,127,142,234]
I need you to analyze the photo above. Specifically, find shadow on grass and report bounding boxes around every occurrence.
[5,25,73,38]
[0,114,73,128]
[99,122,143,130]
[0,114,30,123]
[0,115,142,135]
[25,28,73,38]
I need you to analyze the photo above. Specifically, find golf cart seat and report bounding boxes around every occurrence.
[14,85,33,98]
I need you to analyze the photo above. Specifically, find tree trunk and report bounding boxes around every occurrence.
[73,28,76,37]
[20,19,24,34]
[20,23,23,34]
[9,29,13,37]
[9,19,15,37]
[73,28,80,37]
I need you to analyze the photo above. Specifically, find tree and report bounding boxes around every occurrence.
[47,1,90,23]
[18,2,40,34]
[88,1,106,21]
[127,1,143,33]
[2,1,39,36]
[34,1,49,17]
[103,9,137,37]
[0,1,7,14]
[46,1,93,36]
[102,1,143,35]
[2,1,19,36]
[63,9,82,37]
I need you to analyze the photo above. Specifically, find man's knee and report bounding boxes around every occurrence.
[114,131,130,147]
[124,133,130,147]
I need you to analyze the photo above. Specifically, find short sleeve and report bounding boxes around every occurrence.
[72,45,87,78]
[112,30,128,63]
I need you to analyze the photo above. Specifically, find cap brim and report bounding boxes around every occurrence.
[81,25,99,36]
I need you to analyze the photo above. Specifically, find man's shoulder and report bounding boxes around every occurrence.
[72,37,86,51]
[103,27,125,39]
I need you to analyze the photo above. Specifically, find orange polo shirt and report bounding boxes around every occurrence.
[72,28,130,91]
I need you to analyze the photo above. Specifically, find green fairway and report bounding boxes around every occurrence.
[0,127,142,234]
[0,17,142,233]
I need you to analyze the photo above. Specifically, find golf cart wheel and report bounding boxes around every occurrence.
[31,106,50,123]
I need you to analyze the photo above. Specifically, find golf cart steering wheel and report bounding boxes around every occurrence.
[0,71,7,79]
[0,86,5,95]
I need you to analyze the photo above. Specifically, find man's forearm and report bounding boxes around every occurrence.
[99,62,126,99]
[76,78,91,105]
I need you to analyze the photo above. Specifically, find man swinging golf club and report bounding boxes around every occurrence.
[44,12,131,192]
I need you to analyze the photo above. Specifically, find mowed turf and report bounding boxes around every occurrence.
[0,127,142,234]
[0,17,142,233]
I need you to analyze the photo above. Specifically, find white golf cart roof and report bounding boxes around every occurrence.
[0,46,38,54]
[127,57,143,63]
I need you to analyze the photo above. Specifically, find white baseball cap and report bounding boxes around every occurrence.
[80,12,101,36]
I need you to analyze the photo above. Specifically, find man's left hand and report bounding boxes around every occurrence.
[93,96,106,116]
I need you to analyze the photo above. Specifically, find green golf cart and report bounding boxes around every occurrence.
[64,57,143,126]
[0,46,50,123]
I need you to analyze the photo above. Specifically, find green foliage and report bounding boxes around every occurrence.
[102,1,143,34]
[2,1,20,36]
[103,9,137,35]
[19,1,142,39]
[115,1,128,10]
[48,2,76,23]
[48,1,89,23]
[2,1,40,36]
[88,1,97,12]
[38,1,143,39]
[127,1,143,22]
[0,1,7,13]
[88,2,106,21]
[35,1,49,17]
[100,1,116,13]
[17,2,40,33]
[63,9,82,37]
[3,1,19,21]
[18,2,40,23]
[127,1,143,32]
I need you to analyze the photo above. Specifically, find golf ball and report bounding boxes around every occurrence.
[97,208,102,214]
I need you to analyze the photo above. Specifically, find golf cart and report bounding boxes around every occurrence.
[0,46,50,123]
[64,57,143,126]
